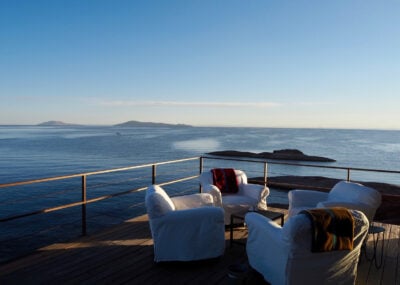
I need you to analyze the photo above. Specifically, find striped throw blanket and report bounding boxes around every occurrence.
[300,207,355,252]
[211,168,239,194]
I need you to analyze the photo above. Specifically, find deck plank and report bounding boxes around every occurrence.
[382,224,400,285]
[0,208,398,285]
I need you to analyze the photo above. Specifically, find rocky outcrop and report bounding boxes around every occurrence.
[38,121,81,126]
[207,149,335,162]
[114,120,192,128]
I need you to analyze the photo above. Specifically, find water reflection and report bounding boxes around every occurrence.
[173,138,221,152]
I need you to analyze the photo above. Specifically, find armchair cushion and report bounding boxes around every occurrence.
[328,181,382,215]
[288,189,329,217]
[171,193,214,210]
[211,168,239,193]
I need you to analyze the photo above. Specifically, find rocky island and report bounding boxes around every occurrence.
[207,149,335,162]
[114,120,192,128]
[37,121,81,126]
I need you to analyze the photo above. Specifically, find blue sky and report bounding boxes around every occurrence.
[1,0,399,129]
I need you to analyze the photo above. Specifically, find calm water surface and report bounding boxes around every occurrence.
[1,126,400,180]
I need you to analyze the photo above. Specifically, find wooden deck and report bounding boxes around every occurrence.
[0,207,399,285]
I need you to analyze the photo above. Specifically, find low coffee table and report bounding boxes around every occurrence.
[230,209,285,247]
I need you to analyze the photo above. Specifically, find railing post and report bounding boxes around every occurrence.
[263,162,268,187]
[81,175,87,236]
[347,168,351,181]
[152,164,156,184]
[200,156,204,174]
[199,157,204,192]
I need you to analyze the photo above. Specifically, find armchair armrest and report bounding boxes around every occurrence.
[171,193,214,210]
[245,212,283,241]
[245,212,288,284]
[241,184,270,210]
[201,184,223,207]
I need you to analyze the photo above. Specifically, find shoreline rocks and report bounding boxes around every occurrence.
[207,149,335,162]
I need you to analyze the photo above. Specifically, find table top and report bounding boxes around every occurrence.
[369,225,385,234]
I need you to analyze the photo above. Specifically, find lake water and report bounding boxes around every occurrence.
[1,126,400,261]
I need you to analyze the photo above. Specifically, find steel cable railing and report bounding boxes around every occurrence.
[0,157,200,224]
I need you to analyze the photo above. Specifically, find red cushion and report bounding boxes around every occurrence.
[211,168,239,194]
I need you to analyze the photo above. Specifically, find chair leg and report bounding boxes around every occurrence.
[363,225,385,269]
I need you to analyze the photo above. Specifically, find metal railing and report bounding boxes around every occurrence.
[202,155,400,181]
[0,157,201,236]
[1,155,399,237]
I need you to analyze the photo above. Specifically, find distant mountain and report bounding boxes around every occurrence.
[37,121,81,126]
[114,120,192,128]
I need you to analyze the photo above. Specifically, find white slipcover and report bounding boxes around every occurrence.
[245,209,369,285]
[199,169,270,224]
[288,181,382,222]
[145,185,225,262]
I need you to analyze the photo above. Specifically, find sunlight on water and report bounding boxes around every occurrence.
[173,138,221,152]
[370,143,400,153]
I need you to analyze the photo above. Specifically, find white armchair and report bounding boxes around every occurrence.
[199,169,270,225]
[245,209,369,285]
[145,185,225,262]
[288,180,382,223]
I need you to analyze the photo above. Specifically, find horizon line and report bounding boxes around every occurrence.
[0,122,399,132]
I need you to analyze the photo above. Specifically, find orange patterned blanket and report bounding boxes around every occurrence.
[300,207,354,252]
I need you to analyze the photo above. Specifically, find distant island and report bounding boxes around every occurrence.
[113,120,192,128]
[36,120,192,128]
[207,149,336,162]
[37,121,81,126]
